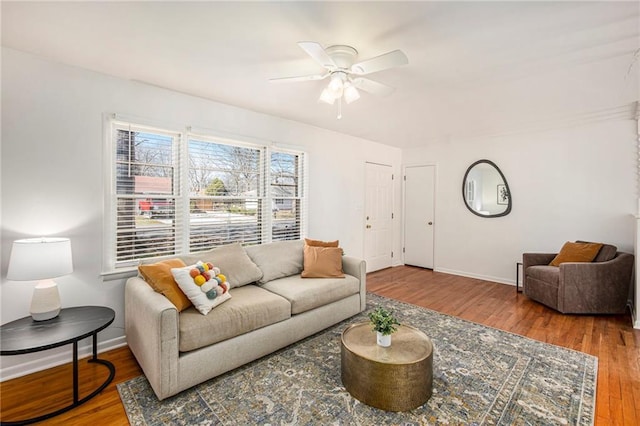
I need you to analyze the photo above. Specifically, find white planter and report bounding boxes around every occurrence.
[377,331,391,347]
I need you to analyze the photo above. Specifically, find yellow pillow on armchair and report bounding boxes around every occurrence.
[549,242,603,267]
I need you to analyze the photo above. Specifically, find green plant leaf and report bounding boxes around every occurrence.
[368,306,400,335]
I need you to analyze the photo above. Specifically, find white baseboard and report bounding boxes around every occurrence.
[0,336,127,382]
[434,267,515,287]
[633,304,640,330]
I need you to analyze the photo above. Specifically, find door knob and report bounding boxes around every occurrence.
[428,222,433,225]
[366,225,371,229]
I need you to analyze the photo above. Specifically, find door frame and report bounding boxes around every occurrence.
[363,161,395,272]
[402,163,437,269]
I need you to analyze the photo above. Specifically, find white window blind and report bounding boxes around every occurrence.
[270,151,304,241]
[112,123,182,266]
[188,137,263,252]
[106,119,306,271]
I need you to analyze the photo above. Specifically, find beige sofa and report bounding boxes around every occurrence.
[125,240,366,400]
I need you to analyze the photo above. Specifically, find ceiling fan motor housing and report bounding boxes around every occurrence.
[270,41,406,109]
[325,45,358,70]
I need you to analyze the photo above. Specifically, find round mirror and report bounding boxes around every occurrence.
[462,159,512,218]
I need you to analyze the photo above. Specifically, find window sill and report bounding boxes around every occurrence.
[101,268,138,282]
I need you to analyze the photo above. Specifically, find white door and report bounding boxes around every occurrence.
[364,162,393,272]
[404,165,435,268]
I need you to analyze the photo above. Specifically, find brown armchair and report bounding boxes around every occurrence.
[523,244,634,314]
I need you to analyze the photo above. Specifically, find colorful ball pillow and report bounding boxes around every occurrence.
[171,261,231,315]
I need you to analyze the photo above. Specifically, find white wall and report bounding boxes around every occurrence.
[404,119,637,285]
[401,27,638,292]
[0,48,403,379]
[2,37,637,378]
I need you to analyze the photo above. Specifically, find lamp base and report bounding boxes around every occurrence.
[30,280,61,321]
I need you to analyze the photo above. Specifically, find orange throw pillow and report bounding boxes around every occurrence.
[138,258,192,311]
[305,238,339,247]
[549,242,603,267]
[301,245,344,278]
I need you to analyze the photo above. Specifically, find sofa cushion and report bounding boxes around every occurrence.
[525,277,560,310]
[576,241,617,262]
[181,243,263,288]
[245,240,304,284]
[178,285,291,352]
[549,242,602,266]
[594,245,617,262]
[525,265,561,310]
[138,258,192,312]
[301,245,344,278]
[261,274,360,315]
[526,265,560,286]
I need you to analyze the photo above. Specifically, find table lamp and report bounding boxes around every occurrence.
[7,237,73,321]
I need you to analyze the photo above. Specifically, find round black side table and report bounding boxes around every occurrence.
[0,306,116,425]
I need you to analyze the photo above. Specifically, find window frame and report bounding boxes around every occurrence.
[103,116,307,274]
[186,133,266,252]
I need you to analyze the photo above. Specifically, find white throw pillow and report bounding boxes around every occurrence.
[171,261,231,315]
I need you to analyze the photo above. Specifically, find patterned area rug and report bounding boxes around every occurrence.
[118,294,597,425]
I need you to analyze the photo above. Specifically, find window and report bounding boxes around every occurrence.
[107,119,306,270]
[187,137,262,252]
[270,151,304,241]
[112,124,181,264]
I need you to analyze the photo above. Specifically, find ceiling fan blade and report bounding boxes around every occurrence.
[297,41,337,70]
[350,50,408,75]
[352,77,395,96]
[269,73,329,83]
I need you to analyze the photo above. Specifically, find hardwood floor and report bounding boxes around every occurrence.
[1,265,638,424]
[0,345,140,425]
[368,266,640,425]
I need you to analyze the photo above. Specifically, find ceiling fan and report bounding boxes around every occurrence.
[270,42,408,118]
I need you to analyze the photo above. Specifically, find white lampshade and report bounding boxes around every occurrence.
[343,83,361,104]
[318,88,336,105]
[327,73,344,97]
[7,237,73,321]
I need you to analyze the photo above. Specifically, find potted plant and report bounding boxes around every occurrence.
[368,306,401,347]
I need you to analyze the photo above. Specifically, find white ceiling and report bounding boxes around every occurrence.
[2,1,638,148]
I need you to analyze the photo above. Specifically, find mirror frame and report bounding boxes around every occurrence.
[462,159,512,218]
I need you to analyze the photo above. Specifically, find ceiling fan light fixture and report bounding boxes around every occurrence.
[343,83,360,104]
[274,41,407,119]
[318,88,336,105]
[328,73,345,97]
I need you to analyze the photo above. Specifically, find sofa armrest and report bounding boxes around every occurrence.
[125,276,179,399]
[558,252,634,313]
[523,253,556,268]
[342,256,367,311]
[522,253,556,288]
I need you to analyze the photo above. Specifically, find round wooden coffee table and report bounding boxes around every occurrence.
[341,322,433,411]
